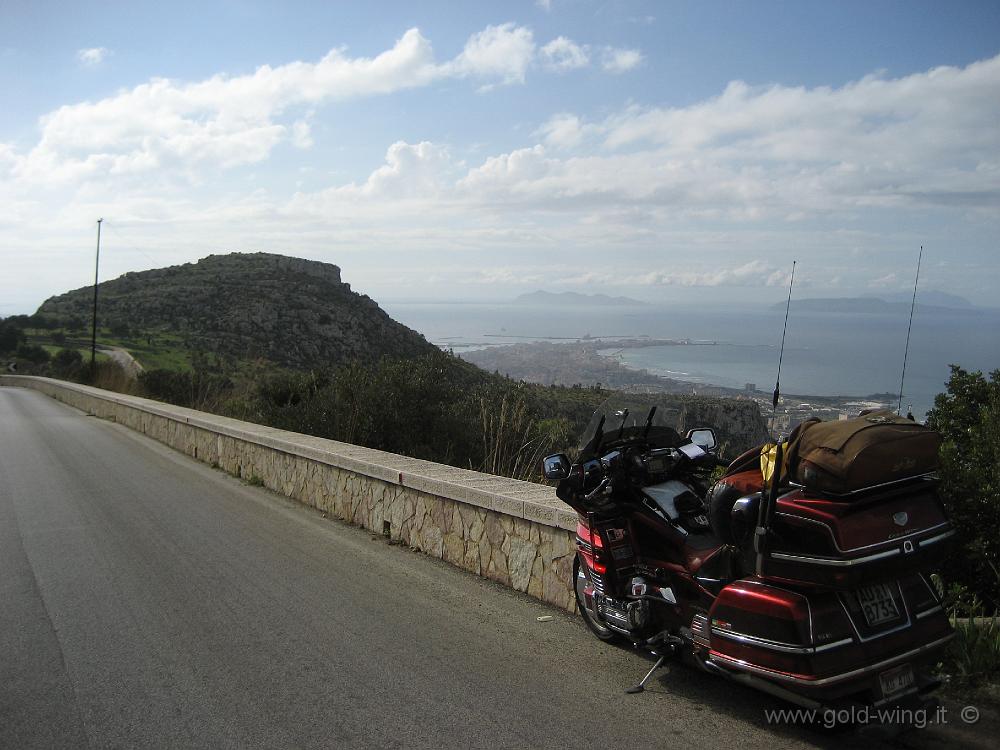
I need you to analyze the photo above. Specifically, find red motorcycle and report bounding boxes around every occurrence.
[543,396,954,714]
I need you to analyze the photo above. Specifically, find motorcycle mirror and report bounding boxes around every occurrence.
[686,428,717,451]
[541,453,572,481]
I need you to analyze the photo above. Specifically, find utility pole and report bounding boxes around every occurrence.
[90,218,103,373]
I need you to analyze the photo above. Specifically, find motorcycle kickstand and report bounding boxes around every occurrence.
[625,653,669,694]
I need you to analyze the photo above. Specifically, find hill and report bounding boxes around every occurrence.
[36,253,437,370]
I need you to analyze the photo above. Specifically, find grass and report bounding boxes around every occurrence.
[25,326,198,372]
[948,615,1000,686]
[36,343,111,362]
[940,571,1000,703]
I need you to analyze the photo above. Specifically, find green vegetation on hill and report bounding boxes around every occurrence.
[36,252,437,371]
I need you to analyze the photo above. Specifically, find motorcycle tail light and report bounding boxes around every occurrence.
[577,521,604,548]
[580,548,607,575]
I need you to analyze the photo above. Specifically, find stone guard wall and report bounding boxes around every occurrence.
[1,376,578,610]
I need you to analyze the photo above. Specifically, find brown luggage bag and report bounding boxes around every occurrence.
[789,410,941,495]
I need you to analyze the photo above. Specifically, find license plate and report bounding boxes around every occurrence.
[879,663,915,699]
[856,583,900,626]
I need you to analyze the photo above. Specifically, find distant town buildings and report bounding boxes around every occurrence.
[747,394,894,435]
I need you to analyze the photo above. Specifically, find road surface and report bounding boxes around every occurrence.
[96,345,144,378]
[0,386,991,749]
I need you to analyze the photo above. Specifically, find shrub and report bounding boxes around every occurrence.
[52,348,84,379]
[0,321,25,353]
[926,366,1000,610]
[943,574,1000,688]
[16,343,50,364]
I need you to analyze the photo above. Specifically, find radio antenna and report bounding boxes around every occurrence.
[897,245,923,415]
[770,260,796,437]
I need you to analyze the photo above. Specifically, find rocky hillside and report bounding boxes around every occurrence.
[37,253,437,369]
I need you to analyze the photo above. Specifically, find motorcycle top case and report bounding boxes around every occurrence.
[761,482,954,588]
[788,410,941,496]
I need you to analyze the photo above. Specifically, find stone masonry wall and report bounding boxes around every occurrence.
[1,376,578,611]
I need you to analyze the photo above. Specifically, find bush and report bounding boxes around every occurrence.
[52,348,84,379]
[0,321,24,352]
[947,615,1000,688]
[229,352,585,479]
[138,368,234,410]
[943,570,1000,688]
[0,321,25,353]
[16,343,50,364]
[926,366,1000,610]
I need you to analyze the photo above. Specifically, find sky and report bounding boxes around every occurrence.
[2,0,999,314]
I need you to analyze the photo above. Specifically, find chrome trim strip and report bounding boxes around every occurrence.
[815,638,855,653]
[915,605,944,620]
[919,529,955,547]
[770,547,900,566]
[709,632,955,687]
[711,627,853,655]
[786,472,938,498]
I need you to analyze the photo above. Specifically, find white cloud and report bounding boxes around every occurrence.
[292,44,1000,231]
[470,267,543,285]
[445,23,535,85]
[4,50,1000,306]
[540,37,589,72]
[869,273,899,288]
[633,260,789,288]
[505,54,1000,219]
[10,25,536,186]
[77,47,110,66]
[535,113,590,149]
[601,47,642,73]
[458,145,553,194]
[346,140,455,198]
[290,120,313,149]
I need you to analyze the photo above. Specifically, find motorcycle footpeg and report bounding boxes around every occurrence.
[643,632,683,653]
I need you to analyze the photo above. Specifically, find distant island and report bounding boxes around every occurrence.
[516,290,647,307]
[777,293,978,314]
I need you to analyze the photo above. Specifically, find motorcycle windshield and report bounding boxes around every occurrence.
[577,394,683,461]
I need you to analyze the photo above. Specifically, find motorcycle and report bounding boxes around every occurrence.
[542,395,954,714]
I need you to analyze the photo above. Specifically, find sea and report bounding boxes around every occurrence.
[381,301,1000,420]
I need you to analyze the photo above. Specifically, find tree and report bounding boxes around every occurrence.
[0,321,24,353]
[926,366,1000,610]
[16,343,50,365]
[52,348,84,379]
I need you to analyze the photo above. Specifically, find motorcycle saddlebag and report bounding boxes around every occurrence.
[790,411,941,496]
[705,577,954,702]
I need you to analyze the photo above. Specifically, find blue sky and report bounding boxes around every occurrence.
[2,0,999,313]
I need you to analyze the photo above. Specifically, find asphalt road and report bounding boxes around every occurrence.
[0,386,992,749]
